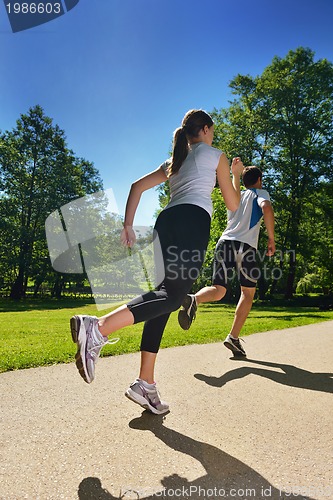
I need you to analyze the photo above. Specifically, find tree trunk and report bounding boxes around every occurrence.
[10,240,30,299]
[10,268,25,299]
[33,277,44,297]
[257,278,268,300]
[52,275,64,299]
[285,252,296,299]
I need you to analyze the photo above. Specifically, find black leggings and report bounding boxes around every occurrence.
[126,204,210,353]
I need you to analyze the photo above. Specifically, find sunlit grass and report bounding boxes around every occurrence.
[0,298,332,373]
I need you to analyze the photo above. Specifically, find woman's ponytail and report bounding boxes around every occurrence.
[167,109,214,177]
[168,126,189,176]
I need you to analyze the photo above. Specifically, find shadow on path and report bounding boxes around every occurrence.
[195,358,333,394]
[78,412,315,499]
[78,477,115,499]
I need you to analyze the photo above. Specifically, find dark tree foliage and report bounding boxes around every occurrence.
[0,105,103,299]
[211,48,333,299]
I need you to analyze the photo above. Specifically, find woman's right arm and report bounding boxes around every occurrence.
[216,154,243,211]
[121,166,168,247]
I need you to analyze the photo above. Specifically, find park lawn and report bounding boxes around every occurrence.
[0,299,333,373]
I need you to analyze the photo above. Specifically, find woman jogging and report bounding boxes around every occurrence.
[70,109,244,414]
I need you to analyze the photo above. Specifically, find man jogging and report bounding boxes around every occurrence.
[178,166,275,357]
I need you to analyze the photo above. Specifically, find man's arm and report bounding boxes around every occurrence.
[261,200,275,256]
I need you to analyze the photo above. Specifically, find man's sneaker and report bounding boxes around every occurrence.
[70,315,119,384]
[125,379,169,415]
[224,334,246,356]
[178,294,197,330]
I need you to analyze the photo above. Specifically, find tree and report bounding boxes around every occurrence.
[0,105,103,299]
[212,47,333,298]
[260,48,333,297]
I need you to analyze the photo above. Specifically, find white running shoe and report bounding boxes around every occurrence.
[125,378,169,415]
[70,315,119,383]
[224,333,246,356]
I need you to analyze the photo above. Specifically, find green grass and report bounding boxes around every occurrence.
[0,298,333,373]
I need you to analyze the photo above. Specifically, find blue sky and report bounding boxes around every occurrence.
[1,0,333,225]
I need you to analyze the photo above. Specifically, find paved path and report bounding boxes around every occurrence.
[1,321,333,500]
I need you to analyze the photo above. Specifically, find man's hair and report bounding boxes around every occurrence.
[242,166,262,188]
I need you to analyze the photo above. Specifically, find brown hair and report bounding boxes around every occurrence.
[167,109,214,176]
[242,166,263,188]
